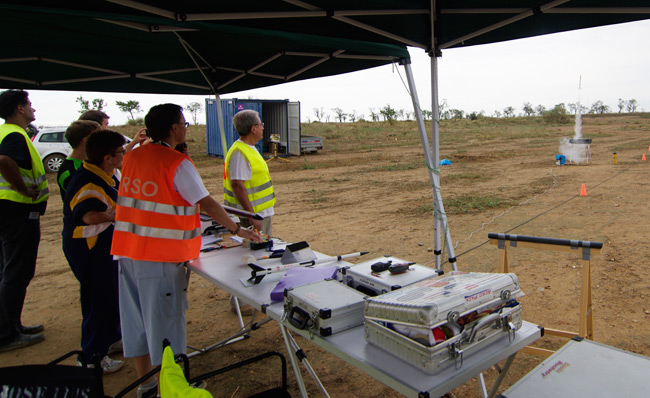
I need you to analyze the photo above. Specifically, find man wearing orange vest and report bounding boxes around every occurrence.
[224,109,275,236]
[111,103,261,397]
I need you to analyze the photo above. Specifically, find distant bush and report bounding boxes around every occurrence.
[542,104,570,123]
[127,117,144,126]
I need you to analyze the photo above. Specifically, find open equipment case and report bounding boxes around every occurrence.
[364,272,523,375]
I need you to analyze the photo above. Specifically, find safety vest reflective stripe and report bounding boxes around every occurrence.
[224,179,273,197]
[114,221,200,240]
[117,196,198,216]
[0,173,47,186]
[224,190,275,210]
[0,185,49,197]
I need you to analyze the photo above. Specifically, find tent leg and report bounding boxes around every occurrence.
[430,53,443,270]
[215,93,229,156]
[401,59,457,271]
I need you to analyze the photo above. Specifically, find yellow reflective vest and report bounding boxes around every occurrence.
[223,141,275,213]
[0,124,49,204]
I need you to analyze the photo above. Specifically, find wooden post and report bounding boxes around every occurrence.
[488,233,601,352]
[498,240,508,273]
[579,248,594,340]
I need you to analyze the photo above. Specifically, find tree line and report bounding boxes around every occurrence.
[311,98,641,124]
[76,96,204,125]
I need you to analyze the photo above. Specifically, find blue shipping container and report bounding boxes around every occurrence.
[205,98,301,158]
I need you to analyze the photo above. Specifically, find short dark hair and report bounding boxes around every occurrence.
[0,90,29,120]
[85,130,125,166]
[65,120,101,149]
[144,103,183,141]
[232,109,259,136]
[79,110,109,125]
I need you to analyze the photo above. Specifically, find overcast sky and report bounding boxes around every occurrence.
[15,18,650,127]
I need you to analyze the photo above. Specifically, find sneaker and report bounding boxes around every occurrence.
[136,382,158,398]
[77,355,124,374]
[107,339,123,355]
[191,380,207,390]
[0,333,44,353]
[20,324,44,335]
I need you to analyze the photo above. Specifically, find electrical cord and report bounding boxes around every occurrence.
[426,164,633,267]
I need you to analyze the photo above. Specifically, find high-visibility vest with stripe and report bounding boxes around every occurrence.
[111,144,200,262]
[0,124,49,204]
[223,141,275,213]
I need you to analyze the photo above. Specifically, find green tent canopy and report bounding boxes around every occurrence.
[0,2,408,95]
[2,1,648,95]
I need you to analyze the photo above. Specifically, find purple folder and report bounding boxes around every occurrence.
[270,266,339,302]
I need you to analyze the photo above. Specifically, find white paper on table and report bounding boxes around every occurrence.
[201,235,223,246]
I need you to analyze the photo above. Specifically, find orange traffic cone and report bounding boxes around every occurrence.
[580,183,587,196]
[643,154,647,161]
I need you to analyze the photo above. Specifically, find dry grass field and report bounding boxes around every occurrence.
[2,112,650,397]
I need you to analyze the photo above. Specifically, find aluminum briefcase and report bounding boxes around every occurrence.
[284,279,366,337]
[338,256,442,296]
[364,272,523,374]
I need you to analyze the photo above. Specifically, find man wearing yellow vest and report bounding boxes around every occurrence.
[0,90,48,353]
[111,103,261,397]
[224,109,275,236]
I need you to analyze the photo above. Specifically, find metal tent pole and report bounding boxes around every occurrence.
[400,58,457,271]
[215,93,229,154]
[430,0,443,270]
[430,54,443,270]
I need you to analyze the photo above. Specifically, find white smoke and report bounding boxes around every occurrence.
[574,98,582,139]
[558,76,589,165]
[559,138,589,164]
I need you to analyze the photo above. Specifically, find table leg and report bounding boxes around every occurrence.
[279,323,333,398]
[487,353,517,398]
[280,323,310,397]
[186,315,272,358]
[478,372,488,397]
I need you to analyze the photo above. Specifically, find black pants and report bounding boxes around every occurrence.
[63,229,121,362]
[0,211,41,345]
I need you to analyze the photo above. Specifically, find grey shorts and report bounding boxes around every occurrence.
[118,258,189,366]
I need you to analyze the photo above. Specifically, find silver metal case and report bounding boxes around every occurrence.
[364,272,523,374]
[284,279,367,337]
[338,256,442,296]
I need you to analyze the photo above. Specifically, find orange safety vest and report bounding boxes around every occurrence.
[111,144,201,262]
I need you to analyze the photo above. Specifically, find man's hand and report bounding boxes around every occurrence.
[15,185,40,200]
[250,217,262,232]
[124,128,152,152]
[0,155,38,200]
[132,128,148,145]
[238,227,263,243]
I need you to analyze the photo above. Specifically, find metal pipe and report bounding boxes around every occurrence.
[401,59,457,270]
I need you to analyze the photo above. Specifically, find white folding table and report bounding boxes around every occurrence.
[501,337,650,397]
[189,243,543,398]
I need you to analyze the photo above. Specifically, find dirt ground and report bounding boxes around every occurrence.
[2,114,650,397]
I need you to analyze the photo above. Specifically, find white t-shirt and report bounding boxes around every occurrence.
[228,140,274,217]
[174,158,209,205]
